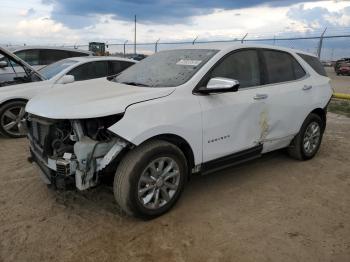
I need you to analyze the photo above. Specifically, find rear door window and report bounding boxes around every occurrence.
[208,49,261,88]
[108,61,134,75]
[66,51,90,57]
[40,50,90,65]
[297,53,327,76]
[262,50,306,84]
[39,49,69,65]
[68,61,108,81]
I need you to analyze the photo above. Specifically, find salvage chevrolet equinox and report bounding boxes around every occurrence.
[25,44,332,219]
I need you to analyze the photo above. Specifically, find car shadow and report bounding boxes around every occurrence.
[49,149,296,220]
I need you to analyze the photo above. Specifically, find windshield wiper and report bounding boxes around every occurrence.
[120,81,151,87]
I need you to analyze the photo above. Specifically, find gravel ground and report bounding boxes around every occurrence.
[0,113,349,262]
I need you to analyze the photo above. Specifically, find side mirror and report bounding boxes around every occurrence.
[198,77,240,94]
[58,74,75,84]
[0,60,8,68]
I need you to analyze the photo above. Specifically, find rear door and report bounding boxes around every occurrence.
[198,49,265,162]
[257,49,315,152]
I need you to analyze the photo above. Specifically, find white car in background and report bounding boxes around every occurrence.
[26,44,332,219]
[0,56,136,137]
[0,46,92,82]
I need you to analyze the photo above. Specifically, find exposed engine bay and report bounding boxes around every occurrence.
[26,114,128,190]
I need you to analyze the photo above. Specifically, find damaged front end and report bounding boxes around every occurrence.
[26,114,129,190]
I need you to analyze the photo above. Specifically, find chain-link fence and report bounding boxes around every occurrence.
[73,34,349,61]
[3,31,350,61]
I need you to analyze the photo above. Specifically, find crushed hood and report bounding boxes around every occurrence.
[26,78,175,119]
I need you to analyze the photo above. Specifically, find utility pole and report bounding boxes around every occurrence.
[155,39,160,53]
[331,48,334,61]
[317,27,327,59]
[123,40,128,57]
[192,36,198,45]
[134,15,137,55]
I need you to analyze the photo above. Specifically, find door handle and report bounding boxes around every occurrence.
[254,94,268,100]
[302,85,313,91]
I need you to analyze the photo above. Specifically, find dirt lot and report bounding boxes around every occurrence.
[0,112,349,262]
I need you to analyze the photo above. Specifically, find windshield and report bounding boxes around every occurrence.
[115,49,218,87]
[39,59,78,79]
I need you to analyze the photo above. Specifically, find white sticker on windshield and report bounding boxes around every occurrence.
[176,59,202,66]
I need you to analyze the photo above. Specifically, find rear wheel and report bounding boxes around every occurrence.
[0,101,27,138]
[288,113,324,160]
[113,140,188,219]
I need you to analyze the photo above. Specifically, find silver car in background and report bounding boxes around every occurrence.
[0,46,92,82]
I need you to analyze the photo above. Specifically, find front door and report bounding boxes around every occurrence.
[198,49,266,163]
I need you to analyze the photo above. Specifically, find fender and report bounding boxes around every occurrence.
[108,91,203,165]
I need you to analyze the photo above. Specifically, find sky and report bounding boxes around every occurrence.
[0,0,350,59]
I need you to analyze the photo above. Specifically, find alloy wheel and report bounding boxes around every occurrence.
[303,121,321,155]
[137,157,181,210]
[0,105,26,137]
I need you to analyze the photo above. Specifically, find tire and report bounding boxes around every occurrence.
[113,140,188,219]
[287,113,324,160]
[0,100,27,138]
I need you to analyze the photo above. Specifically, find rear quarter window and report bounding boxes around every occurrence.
[297,53,327,77]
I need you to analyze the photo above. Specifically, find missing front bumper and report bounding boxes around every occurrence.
[28,137,128,191]
[29,149,75,190]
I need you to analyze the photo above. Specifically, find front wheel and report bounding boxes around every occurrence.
[0,100,27,138]
[288,113,324,160]
[113,140,188,219]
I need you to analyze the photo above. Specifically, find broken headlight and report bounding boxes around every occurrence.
[82,113,124,141]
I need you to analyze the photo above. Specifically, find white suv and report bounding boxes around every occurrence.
[25,44,332,219]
